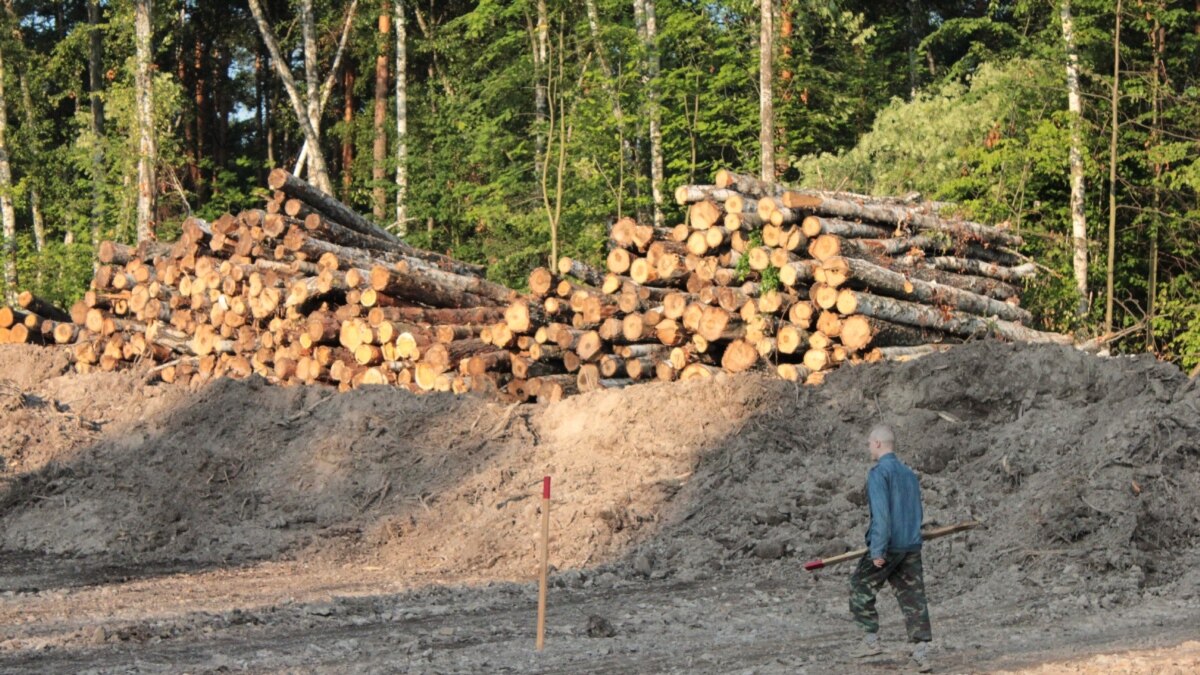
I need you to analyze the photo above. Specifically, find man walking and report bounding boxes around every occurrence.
[850,424,933,672]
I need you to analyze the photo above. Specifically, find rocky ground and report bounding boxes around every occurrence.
[0,341,1197,673]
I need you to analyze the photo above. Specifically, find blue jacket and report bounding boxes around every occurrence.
[865,453,924,560]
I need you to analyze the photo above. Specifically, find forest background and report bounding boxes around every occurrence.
[0,1,1197,367]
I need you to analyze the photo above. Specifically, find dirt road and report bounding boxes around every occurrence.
[1,553,1198,674]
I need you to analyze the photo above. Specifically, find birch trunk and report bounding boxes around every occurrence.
[759,0,775,185]
[534,0,549,181]
[300,0,321,178]
[1060,0,1088,316]
[291,0,359,181]
[2,1,45,251]
[247,0,335,194]
[395,0,408,235]
[373,3,391,220]
[134,0,157,242]
[0,42,16,301]
[644,0,665,226]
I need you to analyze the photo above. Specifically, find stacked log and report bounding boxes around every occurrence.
[0,169,522,394]
[488,169,1068,400]
[2,166,1071,402]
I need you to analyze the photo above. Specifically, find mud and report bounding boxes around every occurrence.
[0,340,1197,672]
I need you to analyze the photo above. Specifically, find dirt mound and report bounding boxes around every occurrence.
[0,341,1197,612]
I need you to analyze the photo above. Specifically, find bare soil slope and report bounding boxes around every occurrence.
[0,341,1197,672]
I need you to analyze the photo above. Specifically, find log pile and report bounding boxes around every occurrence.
[0,169,525,394]
[485,169,1071,402]
[1,166,1072,402]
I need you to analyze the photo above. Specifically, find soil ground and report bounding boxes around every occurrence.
[0,341,1197,673]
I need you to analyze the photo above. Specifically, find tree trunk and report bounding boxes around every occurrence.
[759,0,775,184]
[268,169,398,243]
[134,0,157,242]
[247,0,335,195]
[1060,0,1089,316]
[840,315,955,352]
[0,42,16,302]
[0,5,45,253]
[395,0,408,235]
[644,0,664,226]
[782,191,1022,248]
[88,0,105,260]
[836,290,1073,345]
[373,2,391,219]
[342,64,355,196]
[534,0,549,181]
[1146,4,1162,349]
[291,1,359,184]
[300,0,321,179]
[819,256,1031,323]
[897,255,1036,284]
[1105,0,1122,335]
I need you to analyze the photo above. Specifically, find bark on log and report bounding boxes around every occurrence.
[557,257,606,287]
[782,190,1022,248]
[840,315,956,352]
[878,344,955,361]
[713,170,782,198]
[270,168,397,242]
[898,256,1036,284]
[809,233,1021,266]
[673,185,736,205]
[836,290,1071,344]
[819,256,1032,324]
[800,216,892,240]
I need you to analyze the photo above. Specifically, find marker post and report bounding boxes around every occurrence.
[536,476,550,651]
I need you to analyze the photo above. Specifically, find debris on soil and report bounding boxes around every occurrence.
[0,340,1197,614]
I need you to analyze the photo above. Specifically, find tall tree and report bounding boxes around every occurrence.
[533,0,549,181]
[373,1,391,219]
[247,0,335,194]
[644,0,665,225]
[134,0,158,242]
[290,0,359,182]
[1059,0,1088,317]
[1146,1,1164,348]
[0,31,16,301]
[2,0,44,252]
[760,0,776,185]
[1105,0,1122,336]
[342,62,355,196]
[88,0,106,255]
[395,0,408,235]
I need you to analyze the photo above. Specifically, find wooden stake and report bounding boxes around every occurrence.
[536,475,550,651]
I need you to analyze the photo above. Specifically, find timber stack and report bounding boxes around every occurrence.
[490,169,1072,403]
[0,168,523,394]
[1,166,1072,402]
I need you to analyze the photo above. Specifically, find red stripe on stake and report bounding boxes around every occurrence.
[543,476,551,499]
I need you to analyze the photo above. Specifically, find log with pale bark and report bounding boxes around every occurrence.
[781,189,1022,248]
[835,290,1071,345]
[818,256,1032,324]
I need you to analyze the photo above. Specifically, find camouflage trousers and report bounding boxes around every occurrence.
[849,550,932,642]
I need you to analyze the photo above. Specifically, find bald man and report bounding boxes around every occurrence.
[850,424,932,672]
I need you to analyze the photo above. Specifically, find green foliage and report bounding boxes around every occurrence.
[0,0,1196,368]
[735,230,762,283]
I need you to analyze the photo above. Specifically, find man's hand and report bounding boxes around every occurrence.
[873,557,886,568]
